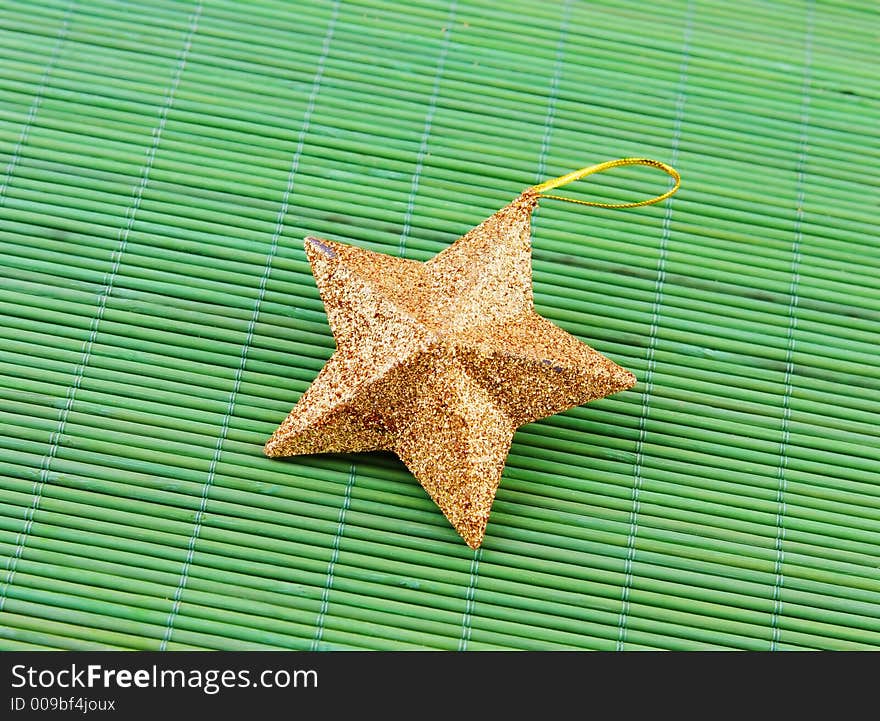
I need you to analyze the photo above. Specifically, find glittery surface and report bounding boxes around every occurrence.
[265,191,636,548]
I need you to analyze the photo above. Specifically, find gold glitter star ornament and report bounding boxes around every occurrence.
[265,158,680,549]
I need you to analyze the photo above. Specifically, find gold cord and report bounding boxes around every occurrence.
[530,157,680,208]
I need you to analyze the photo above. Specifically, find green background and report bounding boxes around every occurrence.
[1,0,878,650]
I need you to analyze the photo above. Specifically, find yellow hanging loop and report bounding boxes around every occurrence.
[530,157,680,209]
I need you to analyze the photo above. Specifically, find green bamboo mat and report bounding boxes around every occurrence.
[0,0,877,652]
